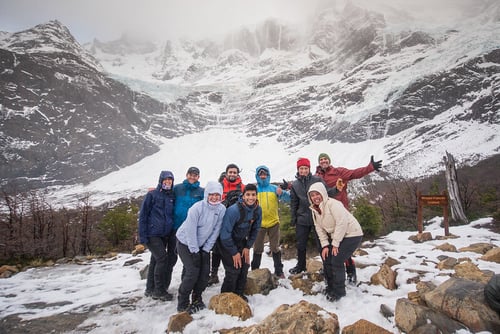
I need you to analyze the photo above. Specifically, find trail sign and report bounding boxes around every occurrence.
[417,191,450,236]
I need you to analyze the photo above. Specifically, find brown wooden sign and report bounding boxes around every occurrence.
[420,195,448,206]
[417,191,450,236]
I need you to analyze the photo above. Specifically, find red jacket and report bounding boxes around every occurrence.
[315,163,374,210]
[221,176,244,200]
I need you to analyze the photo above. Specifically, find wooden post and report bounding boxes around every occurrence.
[417,190,423,233]
[443,190,449,236]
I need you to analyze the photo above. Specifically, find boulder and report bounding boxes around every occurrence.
[433,242,457,252]
[245,268,277,296]
[408,232,432,243]
[458,242,494,254]
[342,319,392,334]
[395,298,467,333]
[481,247,500,263]
[453,261,493,284]
[370,264,397,290]
[218,300,339,334]
[208,292,252,321]
[423,277,500,333]
[166,311,192,333]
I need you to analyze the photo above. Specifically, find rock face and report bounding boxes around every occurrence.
[2,1,500,192]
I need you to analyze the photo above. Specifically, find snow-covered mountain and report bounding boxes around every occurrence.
[1,2,499,203]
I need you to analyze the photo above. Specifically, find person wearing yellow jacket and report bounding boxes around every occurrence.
[251,165,290,278]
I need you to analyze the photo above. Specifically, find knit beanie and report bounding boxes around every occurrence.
[296,157,311,169]
[318,153,330,163]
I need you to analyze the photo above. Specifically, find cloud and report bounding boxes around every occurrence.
[0,0,488,43]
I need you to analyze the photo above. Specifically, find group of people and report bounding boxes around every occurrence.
[138,153,382,313]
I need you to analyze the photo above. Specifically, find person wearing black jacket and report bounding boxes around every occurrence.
[288,158,341,275]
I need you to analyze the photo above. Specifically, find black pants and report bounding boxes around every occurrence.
[145,236,168,294]
[323,236,362,298]
[217,240,250,296]
[177,241,210,308]
[295,224,321,270]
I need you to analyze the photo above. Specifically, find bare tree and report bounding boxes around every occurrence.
[444,151,468,224]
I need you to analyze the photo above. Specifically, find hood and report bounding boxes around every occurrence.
[307,182,328,205]
[204,181,223,201]
[157,170,174,190]
[255,165,270,187]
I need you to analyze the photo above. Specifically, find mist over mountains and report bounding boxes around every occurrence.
[0,1,499,197]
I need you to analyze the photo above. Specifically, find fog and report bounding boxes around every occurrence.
[0,0,490,44]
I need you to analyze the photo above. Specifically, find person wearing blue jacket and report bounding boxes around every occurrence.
[171,167,204,282]
[138,170,175,301]
[176,181,226,313]
[251,165,290,278]
[217,183,262,301]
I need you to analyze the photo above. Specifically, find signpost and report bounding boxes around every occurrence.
[417,191,449,236]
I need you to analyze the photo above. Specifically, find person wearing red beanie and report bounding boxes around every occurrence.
[288,157,340,275]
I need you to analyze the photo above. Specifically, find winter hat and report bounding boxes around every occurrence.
[296,157,311,169]
[318,153,330,163]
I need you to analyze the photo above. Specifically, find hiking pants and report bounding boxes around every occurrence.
[177,240,210,309]
[146,236,168,294]
[323,236,362,298]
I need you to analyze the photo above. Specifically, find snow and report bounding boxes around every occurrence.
[1,217,498,333]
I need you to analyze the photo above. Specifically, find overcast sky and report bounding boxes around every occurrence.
[0,0,488,44]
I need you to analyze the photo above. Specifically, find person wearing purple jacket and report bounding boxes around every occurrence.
[176,181,226,314]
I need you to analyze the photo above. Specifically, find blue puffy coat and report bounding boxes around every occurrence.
[138,170,175,244]
[173,179,204,230]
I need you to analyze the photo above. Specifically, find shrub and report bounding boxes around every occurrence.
[352,197,382,238]
[98,205,138,247]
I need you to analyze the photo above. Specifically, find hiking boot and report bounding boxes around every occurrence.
[346,262,357,285]
[144,290,153,297]
[288,266,305,275]
[187,300,206,314]
[238,294,248,302]
[207,274,219,286]
[347,272,357,285]
[152,291,173,301]
[274,272,285,279]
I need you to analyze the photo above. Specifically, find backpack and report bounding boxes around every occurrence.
[222,189,242,208]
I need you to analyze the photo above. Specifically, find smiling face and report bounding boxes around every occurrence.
[186,172,199,184]
[242,190,257,206]
[309,190,323,205]
[298,166,310,176]
[319,156,330,169]
[226,167,239,182]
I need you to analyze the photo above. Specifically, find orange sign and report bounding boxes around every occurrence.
[420,195,448,206]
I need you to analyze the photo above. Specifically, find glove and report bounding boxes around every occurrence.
[191,252,201,268]
[370,155,382,171]
[280,179,289,190]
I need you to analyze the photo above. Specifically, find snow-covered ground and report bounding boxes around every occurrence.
[1,217,498,333]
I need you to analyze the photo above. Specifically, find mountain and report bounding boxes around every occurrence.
[1,2,499,198]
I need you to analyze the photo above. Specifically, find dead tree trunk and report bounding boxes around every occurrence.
[443,151,468,224]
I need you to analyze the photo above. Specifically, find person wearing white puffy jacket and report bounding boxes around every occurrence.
[307,181,363,302]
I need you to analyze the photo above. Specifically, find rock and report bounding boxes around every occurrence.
[208,292,252,321]
[139,264,149,280]
[132,244,145,256]
[481,247,500,263]
[342,318,392,334]
[383,257,400,267]
[245,268,277,296]
[123,258,142,266]
[370,264,397,290]
[0,265,19,278]
[408,232,432,243]
[423,277,500,333]
[289,272,323,295]
[453,261,492,283]
[306,259,323,273]
[436,257,457,270]
[218,300,339,334]
[380,304,394,319]
[395,298,467,333]
[433,242,457,252]
[458,242,494,254]
[166,311,192,334]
